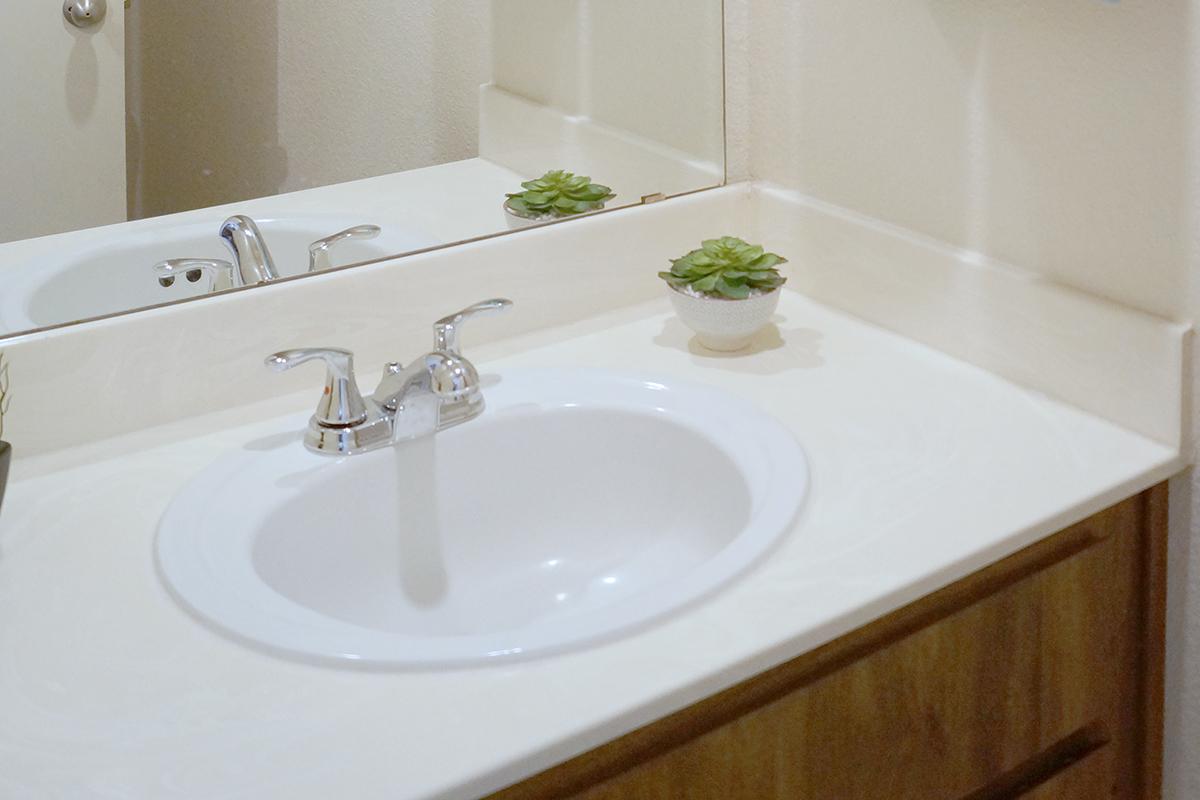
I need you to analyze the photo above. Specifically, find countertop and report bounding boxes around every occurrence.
[0,290,1181,799]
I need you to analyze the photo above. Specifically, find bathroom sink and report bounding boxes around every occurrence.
[155,369,808,666]
[3,215,437,329]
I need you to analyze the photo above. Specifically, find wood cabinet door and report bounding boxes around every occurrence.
[492,486,1166,800]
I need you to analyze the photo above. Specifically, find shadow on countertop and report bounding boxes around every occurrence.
[653,314,825,374]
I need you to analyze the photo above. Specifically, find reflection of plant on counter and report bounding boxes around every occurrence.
[0,353,12,519]
[504,170,615,227]
[659,236,789,352]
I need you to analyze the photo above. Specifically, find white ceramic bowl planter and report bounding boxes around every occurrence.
[502,198,557,230]
[668,286,782,352]
[661,236,789,352]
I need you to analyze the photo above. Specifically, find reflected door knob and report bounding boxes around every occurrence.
[63,0,106,29]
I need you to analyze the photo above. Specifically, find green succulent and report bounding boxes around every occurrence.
[506,170,615,218]
[658,236,788,300]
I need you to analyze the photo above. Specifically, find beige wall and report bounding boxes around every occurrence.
[126,1,491,219]
[741,1,1189,321]
[586,0,723,167]
[491,0,582,114]
[726,1,1198,795]
[490,0,724,170]
[127,0,722,221]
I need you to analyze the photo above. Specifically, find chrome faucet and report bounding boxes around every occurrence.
[267,298,513,455]
[155,217,382,291]
[220,215,280,285]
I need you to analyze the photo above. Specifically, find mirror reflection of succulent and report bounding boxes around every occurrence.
[659,236,788,300]
[506,170,615,218]
[0,353,11,440]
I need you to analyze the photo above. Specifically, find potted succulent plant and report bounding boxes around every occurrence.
[658,236,788,351]
[0,353,11,518]
[504,170,615,229]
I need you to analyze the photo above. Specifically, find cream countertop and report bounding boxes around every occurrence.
[0,291,1181,799]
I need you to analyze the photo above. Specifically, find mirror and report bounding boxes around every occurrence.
[0,1,725,339]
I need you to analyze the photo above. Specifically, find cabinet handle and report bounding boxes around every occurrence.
[958,720,1110,800]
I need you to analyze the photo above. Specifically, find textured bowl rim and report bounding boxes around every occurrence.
[666,284,783,302]
[502,197,558,222]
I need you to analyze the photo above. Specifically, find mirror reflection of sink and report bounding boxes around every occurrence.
[155,369,809,667]
[5,215,438,329]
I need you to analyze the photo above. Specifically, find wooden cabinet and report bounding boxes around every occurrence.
[489,484,1167,800]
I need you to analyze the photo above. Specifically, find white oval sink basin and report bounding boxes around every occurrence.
[156,369,808,666]
[4,215,438,329]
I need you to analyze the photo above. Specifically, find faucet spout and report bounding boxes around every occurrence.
[374,352,482,442]
[220,215,280,285]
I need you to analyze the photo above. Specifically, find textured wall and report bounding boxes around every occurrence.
[1,0,126,243]
[274,2,491,196]
[490,0,724,170]
[1174,364,1200,800]
[128,1,722,221]
[126,1,491,219]
[743,1,1189,321]
[586,0,723,168]
[725,1,1198,795]
[491,0,581,113]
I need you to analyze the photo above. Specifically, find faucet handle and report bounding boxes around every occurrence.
[265,348,368,428]
[153,258,237,291]
[433,298,513,355]
[308,224,382,272]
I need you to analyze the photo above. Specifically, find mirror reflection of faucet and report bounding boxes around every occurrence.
[307,224,381,272]
[154,258,236,290]
[153,216,382,291]
[219,215,280,285]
